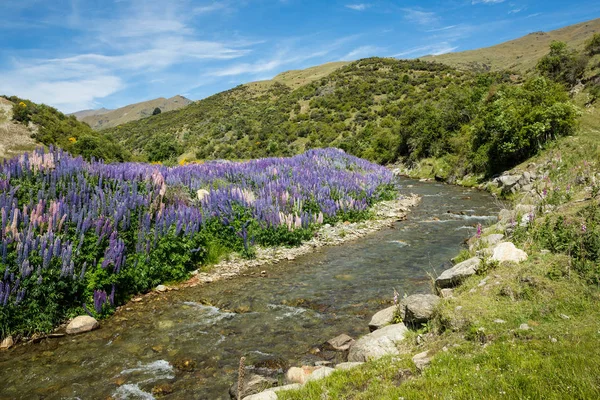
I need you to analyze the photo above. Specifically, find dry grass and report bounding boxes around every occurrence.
[424,18,600,73]
[0,98,39,160]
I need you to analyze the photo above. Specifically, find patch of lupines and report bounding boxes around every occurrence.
[0,147,396,334]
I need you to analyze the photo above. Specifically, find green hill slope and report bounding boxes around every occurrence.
[423,18,600,72]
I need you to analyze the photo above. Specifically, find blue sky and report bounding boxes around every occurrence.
[1,0,599,113]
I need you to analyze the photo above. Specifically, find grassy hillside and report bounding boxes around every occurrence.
[74,95,192,130]
[424,18,600,73]
[106,56,577,179]
[0,95,129,162]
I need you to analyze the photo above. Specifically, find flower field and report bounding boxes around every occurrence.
[0,147,396,336]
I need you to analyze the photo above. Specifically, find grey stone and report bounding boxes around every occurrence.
[519,323,530,331]
[156,284,167,292]
[368,306,400,332]
[412,351,432,372]
[402,294,440,327]
[348,323,409,362]
[435,257,482,288]
[230,373,277,399]
[66,316,99,335]
[515,204,535,215]
[335,362,364,370]
[324,334,355,351]
[242,384,302,400]
[498,209,515,224]
[439,288,454,298]
[469,233,504,251]
[497,175,521,188]
[491,242,527,263]
[307,366,335,382]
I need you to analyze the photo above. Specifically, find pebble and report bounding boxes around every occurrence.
[519,323,530,331]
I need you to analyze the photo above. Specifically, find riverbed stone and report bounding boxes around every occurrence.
[229,373,277,399]
[155,284,167,292]
[491,242,528,263]
[335,362,364,370]
[469,233,504,251]
[66,316,99,335]
[435,257,481,288]
[242,384,302,400]
[286,366,317,384]
[403,294,440,327]
[324,333,355,351]
[307,366,335,382]
[368,305,400,332]
[348,323,409,362]
[0,335,14,350]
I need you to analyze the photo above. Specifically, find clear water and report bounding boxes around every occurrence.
[0,178,500,399]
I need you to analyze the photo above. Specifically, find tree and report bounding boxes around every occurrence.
[152,107,162,115]
[536,41,587,86]
[585,33,600,56]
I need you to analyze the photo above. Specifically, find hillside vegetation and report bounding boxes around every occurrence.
[106,58,578,178]
[424,18,600,73]
[73,95,193,130]
[1,96,129,162]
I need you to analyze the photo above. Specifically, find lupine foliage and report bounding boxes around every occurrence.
[0,147,396,336]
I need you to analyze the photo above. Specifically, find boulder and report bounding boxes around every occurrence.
[368,306,400,332]
[286,366,317,384]
[335,362,364,370]
[435,257,481,288]
[402,294,440,327]
[515,204,535,216]
[66,316,99,335]
[439,288,454,299]
[412,351,432,372]
[469,233,504,251]
[498,209,515,224]
[491,242,528,263]
[155,284,167,292]
[497,175,521,188]
[348,323,409,362]
[242,384,302,400]
[324,334,355,351]
[229,374,277,399]
[307,366,335,382]
[0,335,14,350]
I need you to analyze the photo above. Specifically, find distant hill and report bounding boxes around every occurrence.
[424,18,600,72]
[70,107,111,120]
[74,95,193,130]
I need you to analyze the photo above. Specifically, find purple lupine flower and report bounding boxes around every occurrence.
[476,223,482,239]
[582,223,587,233]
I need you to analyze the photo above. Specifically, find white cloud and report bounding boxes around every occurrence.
[346,4,369,11]
[508,8,523,14]
[403,8,439,26]
[343,45,382,60]
[393,42,457,58]
[471,0,506,4]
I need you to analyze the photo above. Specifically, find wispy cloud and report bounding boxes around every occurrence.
[471,0,506,4]
[403,8,439,26]
[346,4,370,11]
[508,8,523,14]
[343,45,383,60]
[426,25,458,32]
[393,42,457,58]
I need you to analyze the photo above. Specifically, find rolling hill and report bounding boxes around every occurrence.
[73,95,193,130]
[423,17,600,72]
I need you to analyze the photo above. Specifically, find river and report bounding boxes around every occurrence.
[0,178,500,399]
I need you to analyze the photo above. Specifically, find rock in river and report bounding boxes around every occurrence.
[435,257,481,288]
[324,333,355,351]
[348,323,409,362]
[66,316,99,335]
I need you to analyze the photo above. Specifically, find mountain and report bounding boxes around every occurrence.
[423,18,600,72]
[74,95,193,130]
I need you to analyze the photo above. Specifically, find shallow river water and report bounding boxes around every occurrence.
[0,178,500,400]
